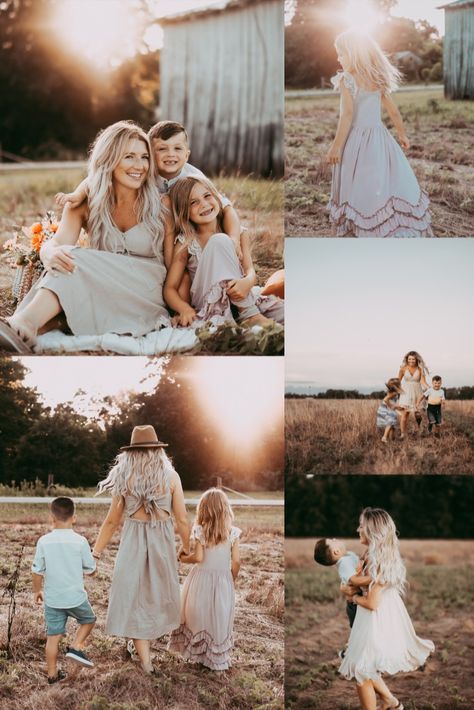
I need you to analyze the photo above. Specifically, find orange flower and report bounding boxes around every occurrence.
[31,233,45,252]
[49,223,59,232]
[31,222,43,234]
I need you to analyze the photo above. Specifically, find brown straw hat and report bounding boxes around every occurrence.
[120,425,168,450]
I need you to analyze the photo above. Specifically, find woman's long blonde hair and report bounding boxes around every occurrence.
[401,350,429,377]
[170,176,224,245]
[360,507,407,594]
[195,488,234,547]
[96,448,175,499]
[335,29,401,94]
[87,121,164,257]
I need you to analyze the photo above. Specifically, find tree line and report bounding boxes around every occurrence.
[286,386,474,400]
[285,474,474,538]
[0,358,283,491]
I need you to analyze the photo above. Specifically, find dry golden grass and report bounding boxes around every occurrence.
[0,505,283,709]
[286,398,474,475]
[285,88,474,237]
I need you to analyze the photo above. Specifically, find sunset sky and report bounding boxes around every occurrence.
[285,240,474,392]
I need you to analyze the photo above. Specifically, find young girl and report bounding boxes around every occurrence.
[376,378,404,443]
[398,350,429,438]
[163,176,284,328]
[326,30,432,238]
[169,488,241,671]
[340,508,434,710]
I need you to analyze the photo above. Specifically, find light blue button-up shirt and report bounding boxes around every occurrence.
[32,528,96,609]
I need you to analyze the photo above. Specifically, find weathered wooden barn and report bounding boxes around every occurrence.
[439,0,474,99]
[159,0,284,177]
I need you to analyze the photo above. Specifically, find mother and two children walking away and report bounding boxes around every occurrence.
[0,119,283,354]
[31,426,241,684]
[326,30,432,238]
[314,508,434,710]
[376,351,446,443]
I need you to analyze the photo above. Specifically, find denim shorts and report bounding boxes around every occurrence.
[427,404,442,425]
[44,599,96,636]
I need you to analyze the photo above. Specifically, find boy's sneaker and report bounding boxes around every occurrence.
[48,669,67,684]
[337,648,346,660]
[65,647,94,667]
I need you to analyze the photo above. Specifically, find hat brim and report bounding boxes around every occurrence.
[120,442,168,450]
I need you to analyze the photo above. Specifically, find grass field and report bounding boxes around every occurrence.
[0,503,283,709]
[285,87,474,237]
[285,399,474,475]
[0,169,283,323]
[285,538,474,710]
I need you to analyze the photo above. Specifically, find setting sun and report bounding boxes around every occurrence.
[192,358,284,451]
[342,0,383,33]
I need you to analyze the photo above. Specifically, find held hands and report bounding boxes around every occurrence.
[325,143,342,165]
[34,590,44,604]
[398,133,410,150]
[41,242,75,275]
[172,306,197,328]
[226,277,252,301]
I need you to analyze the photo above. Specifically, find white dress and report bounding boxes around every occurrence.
[339,586,434,684]
[168,523,241,670]
[398,368,424,412]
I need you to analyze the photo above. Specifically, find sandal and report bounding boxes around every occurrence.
[382,699,403,710]
[0,319,33,353]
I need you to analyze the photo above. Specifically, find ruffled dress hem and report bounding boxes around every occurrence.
[339,644,434,685]
[169,625,233,670]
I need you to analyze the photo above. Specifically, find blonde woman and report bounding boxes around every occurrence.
[398,351,429,438]
[164,176,284,328]
[92,425,190,674]
[339,508,434,710]
[326,29,432,237]
[1,121,169,352]
[168,488,241,670]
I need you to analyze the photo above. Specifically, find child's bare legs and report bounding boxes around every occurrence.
[71,621,95,651]
[357,680,378,710]
[46,634,62,678]
[7,289,62,343]
[372,677,399,708]
[381,425,392,443]
[133,638,153,673]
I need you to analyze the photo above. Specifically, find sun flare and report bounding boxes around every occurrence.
[50,0,145,69]
[192,358,284,451]
[343,0,382,33]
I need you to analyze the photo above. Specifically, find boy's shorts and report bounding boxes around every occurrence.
[44,599,96,636]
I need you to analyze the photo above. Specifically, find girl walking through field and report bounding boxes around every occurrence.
[376,378,404,443]
[164,176,284,328]
[339,508,434,710]
[326,30,432,238]
[169,488,241,670]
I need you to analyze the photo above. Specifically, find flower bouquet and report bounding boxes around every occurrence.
[3,211,58,303]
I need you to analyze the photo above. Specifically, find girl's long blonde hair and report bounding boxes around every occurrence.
[360,507,407,594]
[170,176,224,245]
[195,488,234,546]
[97,448,175,499]
[87,121,164,257]
[335,29,401,94]
[401,350,429,377]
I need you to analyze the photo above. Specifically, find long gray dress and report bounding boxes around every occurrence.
[17,223,170,336]
[328,71,432,238]
[177,232,285,324]
[105,491,180,639]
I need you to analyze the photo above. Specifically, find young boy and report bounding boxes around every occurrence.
[56,120,243,262]
[314,538,370,629]
[32,497,96,684]
[417,375,446,436]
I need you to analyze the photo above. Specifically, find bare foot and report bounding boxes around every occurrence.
[240,313,274,328]
[6,314,37,347]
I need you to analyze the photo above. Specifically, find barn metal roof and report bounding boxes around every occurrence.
[160,0,274,24]
[437,0,474,9]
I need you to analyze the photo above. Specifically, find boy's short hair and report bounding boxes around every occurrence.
[148,121,188,143]
[432,375,442,382]
[51,497,75,522]
[314,538,336,566]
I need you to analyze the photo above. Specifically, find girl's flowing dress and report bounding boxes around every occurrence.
[398,368,423,412]
[106,491,180,639]
[376,396,399,428]
[169,524,241,670]
[339,586,434,683]
[16,224,169,336]
[328,71,432,238]
[176,233,284,325]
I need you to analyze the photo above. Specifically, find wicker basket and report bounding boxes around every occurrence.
[12,262,42,304]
